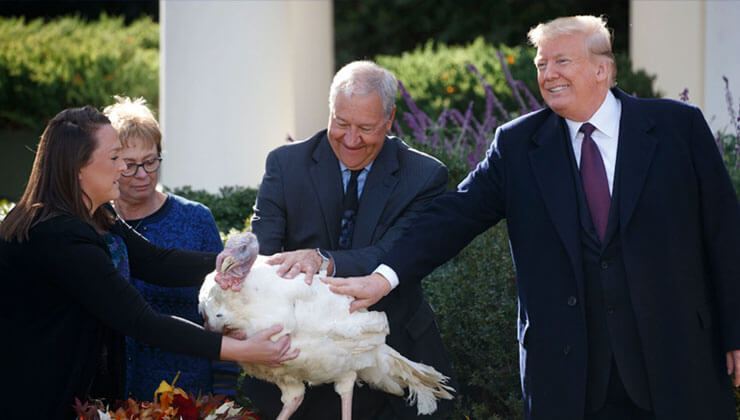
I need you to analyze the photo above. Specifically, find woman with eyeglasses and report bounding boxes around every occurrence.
[0,106,298,420]
[101,96,241,401]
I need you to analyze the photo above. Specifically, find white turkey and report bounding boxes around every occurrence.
[198,232,454,420]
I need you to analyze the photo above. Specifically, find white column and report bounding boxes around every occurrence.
[630,0,705,106]
[630,0,740,134]
[159,0,334,192]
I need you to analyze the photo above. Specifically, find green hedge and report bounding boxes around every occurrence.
[422,225,521,419]
[169,185,257,234]
[376,37,659,123]
[719,132,740,193]
[0,14,158,130]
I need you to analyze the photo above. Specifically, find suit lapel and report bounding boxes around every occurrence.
[353,138,399,247]
[613,89,658,231]
[309,134,344,249]
[529,113,584,293]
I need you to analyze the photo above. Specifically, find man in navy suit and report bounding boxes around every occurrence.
[245,61,455,419]
[327,16,740,420]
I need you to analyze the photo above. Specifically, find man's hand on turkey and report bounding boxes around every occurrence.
[199,233,453,420]
[267,249,324,285]
[323,273,392,312]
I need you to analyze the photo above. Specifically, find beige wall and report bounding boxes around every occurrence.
[159,0,334,192]
[630,0,740,133]
[704,1,740,133]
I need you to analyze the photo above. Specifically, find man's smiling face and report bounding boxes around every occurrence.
[535,31,609,122]
[327,91,393,170]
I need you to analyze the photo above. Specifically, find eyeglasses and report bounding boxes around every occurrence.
[122,157,162,177]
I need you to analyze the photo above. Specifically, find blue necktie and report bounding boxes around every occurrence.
[579,123,611,241]
[338,170,362,249]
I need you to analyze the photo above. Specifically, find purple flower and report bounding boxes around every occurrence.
[497,50,527,114]
[517,80,543,112]
[723,76,738,139]
[466,63,510,121]
[394,57,543,170]
[392,120,405,138]
[679,88,690,102]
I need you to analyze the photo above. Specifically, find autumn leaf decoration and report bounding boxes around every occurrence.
[74,372,261,420]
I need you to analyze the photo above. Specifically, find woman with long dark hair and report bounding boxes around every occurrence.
[0,106,298,419]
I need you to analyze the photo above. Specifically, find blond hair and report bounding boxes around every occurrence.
[103,96,162,153]
[528,15,617,87]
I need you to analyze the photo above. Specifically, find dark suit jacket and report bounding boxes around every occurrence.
[383,89,740,420]
[248,129,455,418]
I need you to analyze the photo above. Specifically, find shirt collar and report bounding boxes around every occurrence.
[564,89,620,141]
[338,161,373,173]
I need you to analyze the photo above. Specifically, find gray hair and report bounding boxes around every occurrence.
[528,15,617,87]
[328,60,397,120]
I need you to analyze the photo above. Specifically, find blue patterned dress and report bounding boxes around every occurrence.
[121,193,229,399]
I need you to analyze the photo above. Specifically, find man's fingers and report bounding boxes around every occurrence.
[325,278,353,295]
[266,254,284,266]
[329,283,355,296]
[725,351,740,387]
[282,348,300,361]
[261,324,283,338]
[350,298,371,313]
[229,331,247,340]
[727,352,734,375]
[283,262,302,279]
[274,334,291,350]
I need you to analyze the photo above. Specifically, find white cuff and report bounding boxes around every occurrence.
[373,264,399,290]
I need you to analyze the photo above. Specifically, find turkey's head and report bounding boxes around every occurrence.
[214,232,259,291]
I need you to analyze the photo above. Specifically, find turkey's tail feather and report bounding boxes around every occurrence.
[362,345,455,415]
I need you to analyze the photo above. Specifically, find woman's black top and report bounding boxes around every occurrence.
[0,213,220,419]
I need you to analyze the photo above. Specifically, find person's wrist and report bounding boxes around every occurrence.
[375,273,392,296]
[316,248,330,274]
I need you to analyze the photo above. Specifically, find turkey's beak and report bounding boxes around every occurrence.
[220,255,237,273]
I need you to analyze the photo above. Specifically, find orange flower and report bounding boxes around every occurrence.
[507,55,515,64]
[445,85,456,94]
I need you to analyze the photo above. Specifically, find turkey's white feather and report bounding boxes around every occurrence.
[198,255,453,414]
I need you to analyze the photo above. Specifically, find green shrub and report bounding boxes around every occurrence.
[377,39,536,122]
[376,37,659,124]
[0,14,158,130]
[169,185,256,234]
[719,132,740,195]
[422,225,521,419]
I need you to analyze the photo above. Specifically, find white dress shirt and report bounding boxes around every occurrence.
[565,89,622,195]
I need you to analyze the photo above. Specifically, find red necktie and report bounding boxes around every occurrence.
[579,123,611,241]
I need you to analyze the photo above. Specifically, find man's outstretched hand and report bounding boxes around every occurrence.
[322,273,391,312]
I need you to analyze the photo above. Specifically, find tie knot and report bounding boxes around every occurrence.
[579,122,596,137]
[349,169,362,181]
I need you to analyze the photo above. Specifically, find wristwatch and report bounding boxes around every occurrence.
[316,248,331,275]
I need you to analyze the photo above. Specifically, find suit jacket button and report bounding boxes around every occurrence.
[600,260,609,269]
[563,345,571,355]
[567,296,577,306]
